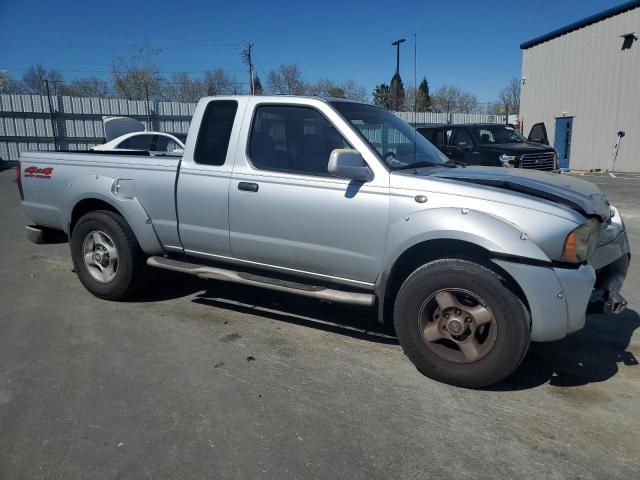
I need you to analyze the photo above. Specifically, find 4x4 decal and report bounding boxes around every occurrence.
[24,166,53,179]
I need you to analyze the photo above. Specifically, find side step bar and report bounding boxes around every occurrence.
[147,256,376,307]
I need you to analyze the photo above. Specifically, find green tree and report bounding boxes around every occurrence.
[416,77,431,112]
[388,73,405,111]
[372,83,391,108]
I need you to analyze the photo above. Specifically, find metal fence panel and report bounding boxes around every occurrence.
[1,93,517,164]
[0,93,198,163]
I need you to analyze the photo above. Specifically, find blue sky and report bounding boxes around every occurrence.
[0,0,623,101]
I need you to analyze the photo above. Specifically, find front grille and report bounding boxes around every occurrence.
[520,152,556,171]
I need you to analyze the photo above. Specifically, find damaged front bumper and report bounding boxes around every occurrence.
[589,206,630,314]
[493,206,630,341]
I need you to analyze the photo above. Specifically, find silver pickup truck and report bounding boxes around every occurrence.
[18,96,630,387]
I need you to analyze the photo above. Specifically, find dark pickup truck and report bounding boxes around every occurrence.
[418,123,558,171]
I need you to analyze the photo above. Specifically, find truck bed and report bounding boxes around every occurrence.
[20,150,181,252]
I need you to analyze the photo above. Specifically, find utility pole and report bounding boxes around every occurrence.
[145,84,151,130]
[391,38,406,111]
[242,43,255,95]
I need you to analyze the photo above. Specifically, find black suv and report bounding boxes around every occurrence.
[417,123,558,171]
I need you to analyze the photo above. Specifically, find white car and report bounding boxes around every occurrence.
[91,132,185,155]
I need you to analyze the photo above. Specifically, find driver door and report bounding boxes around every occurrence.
[228,103,389,284]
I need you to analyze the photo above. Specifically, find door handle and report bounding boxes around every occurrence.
[238,182,259,192]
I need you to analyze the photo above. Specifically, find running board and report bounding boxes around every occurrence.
[147,256,376,306]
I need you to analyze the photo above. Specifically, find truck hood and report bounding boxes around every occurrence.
[475,142,555,154]
[420,166,611,221]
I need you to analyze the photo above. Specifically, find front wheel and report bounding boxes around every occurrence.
[394,259,530,388]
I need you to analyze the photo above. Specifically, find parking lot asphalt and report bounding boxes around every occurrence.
[0,168,638,479]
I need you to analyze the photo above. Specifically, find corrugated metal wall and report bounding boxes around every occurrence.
[393,111,516,125]
[520,6,640,172]
[0,94,196,163]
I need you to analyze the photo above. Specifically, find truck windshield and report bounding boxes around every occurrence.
[331,102,449,170]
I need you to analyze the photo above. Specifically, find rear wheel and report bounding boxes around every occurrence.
[70,210,146,300]
[394,259,530,388]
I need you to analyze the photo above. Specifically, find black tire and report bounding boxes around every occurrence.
[70,210,146,300]
[394,259,530,388]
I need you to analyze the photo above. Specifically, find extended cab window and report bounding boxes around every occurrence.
[249,105,350,176]
[194,100,238,166]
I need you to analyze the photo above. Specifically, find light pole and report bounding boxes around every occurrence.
[391,38,406,110]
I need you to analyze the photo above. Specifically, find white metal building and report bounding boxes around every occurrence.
[520,0,640,172]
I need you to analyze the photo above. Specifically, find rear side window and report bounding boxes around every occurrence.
[248,105,350,176]
[450,128,473,148]
[420,128,448,147]
[118,134,154,150]
[194,100,238,165]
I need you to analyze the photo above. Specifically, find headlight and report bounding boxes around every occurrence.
[561,218,600,263]
[499,154,516,168]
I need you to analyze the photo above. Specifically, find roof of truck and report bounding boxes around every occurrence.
[199,95,369,105]
[418,123,516,129]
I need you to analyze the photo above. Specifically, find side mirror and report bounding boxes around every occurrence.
[328,149,373,182]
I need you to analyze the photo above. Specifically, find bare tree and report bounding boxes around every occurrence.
[204,68,242,96]
[431,84,479,113]
[162,72,206,102]
[307,79,344,97]
[497,78,521,113]
[0,70,24,94]
[253,74,263,95]
[404,85,416,112]
[22,65,64,95]
[307,78,367,101]
[340,79,367,102]
[112,42,164,100]
[266,64,305,95]
[59,77,110,98]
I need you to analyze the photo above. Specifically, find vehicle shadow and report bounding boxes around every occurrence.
[493,308,640,391]
[192,280,397,345]
[135,272,639,386]
[134,270,208,302]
